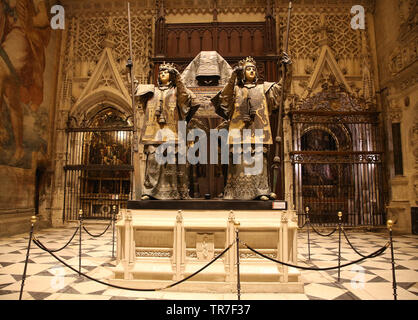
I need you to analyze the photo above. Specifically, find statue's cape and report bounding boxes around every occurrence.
[263,82,276,93]
[135,84,155,97]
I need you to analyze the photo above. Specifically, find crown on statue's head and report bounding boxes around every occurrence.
[159,62,176,72]
[239,56,256,68]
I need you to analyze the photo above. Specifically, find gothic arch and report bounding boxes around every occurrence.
[69,88,132,123]
[63,92,134,221]
[68,44,133,124]
[300,124,353,152]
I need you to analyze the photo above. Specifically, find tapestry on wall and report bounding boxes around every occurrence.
[0,0,51,169]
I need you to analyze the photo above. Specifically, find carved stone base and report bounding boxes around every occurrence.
[110,207,303,293]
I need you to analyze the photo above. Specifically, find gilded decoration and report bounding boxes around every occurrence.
[294,75,373,112]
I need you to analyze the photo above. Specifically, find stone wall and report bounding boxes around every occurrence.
[374,0,418,233]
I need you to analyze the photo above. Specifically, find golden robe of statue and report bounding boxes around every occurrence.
[136,64,199,200]
[211,56,289,200]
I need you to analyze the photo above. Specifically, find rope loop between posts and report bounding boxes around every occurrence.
[32,226,80,253]
[165,240,235,289]
[310,225,338,237]
[240,240,389,271]
[32,237,235,292]
[82,219,113,238]
[342,229,368,258]
[299,219,308,229]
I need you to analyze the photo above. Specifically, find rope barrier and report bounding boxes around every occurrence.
[32,226,80,253]
[342,229,369,258]
[165,241,235,289]
[82,220,112,238]
[32,237,234,292]
[20,214,399,300]
[299,220,308,229]
[310,225,338,237]
[240,240,389,271]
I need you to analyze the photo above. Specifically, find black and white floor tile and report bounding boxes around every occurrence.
[0,224,417,300]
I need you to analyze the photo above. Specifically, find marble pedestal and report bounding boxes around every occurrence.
[109,200,303,293]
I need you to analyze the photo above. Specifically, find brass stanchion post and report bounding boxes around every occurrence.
[337,211,342,282]
[305,206,311,261]
[235,220,241,301]
[78,209,83,276]
[112,205,116,259]
[387,220,398,300]
[19,216,37,300]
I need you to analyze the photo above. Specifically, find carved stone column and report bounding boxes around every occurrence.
[226,210,236,282]
[123,210,134,280]
[173,210,184,280]
[280,212,288,283]
[51,109,71,227]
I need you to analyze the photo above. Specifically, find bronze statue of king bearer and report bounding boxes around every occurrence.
[135,63,199,200]
[211,55,292,200]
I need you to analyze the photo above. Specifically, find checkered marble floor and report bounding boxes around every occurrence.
[0,223,417,300]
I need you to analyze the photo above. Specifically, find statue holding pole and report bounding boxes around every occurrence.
[211,3,292,201]
[135,63,200,200]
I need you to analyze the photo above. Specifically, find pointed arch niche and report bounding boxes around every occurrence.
[64,101,134,221]
[61,40,137,221]
[69,45,133,122]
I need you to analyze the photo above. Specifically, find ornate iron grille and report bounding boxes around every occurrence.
[291,84,386,227]
[63,108,133,221]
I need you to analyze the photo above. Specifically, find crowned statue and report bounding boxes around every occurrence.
[211,54,292,200]
[135,63,200,200]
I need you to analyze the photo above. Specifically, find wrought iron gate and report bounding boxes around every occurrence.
[63,108,133,221]
[291,83,386,226]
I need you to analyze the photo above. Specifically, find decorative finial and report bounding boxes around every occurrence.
[176,210,183,222]
[387,219,393,230]
[228,210,235,222]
